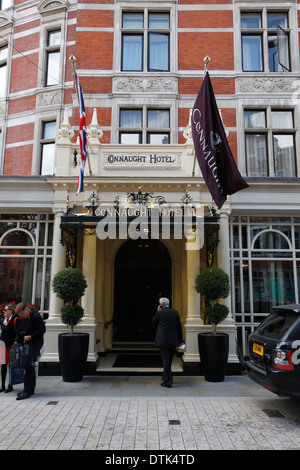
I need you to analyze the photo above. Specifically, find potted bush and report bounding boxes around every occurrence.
[52,267,88,382]
[195,266,230,382]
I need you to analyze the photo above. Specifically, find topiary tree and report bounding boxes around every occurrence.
[52,267,88,334]
[195,266,230,335]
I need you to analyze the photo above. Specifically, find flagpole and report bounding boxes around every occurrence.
[69,55,92,176]
[192,56,211,177]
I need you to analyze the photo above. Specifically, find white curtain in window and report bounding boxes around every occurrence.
[41,143,55,175]
[149,33,168,71]
[120,110,142,128]
[245,134,268,176]
[0,64,7,97]
[242,36,262,71]
[122,36,143,71]
[47,51,60,85]
[273,134,295,177]
[1,0,12,8]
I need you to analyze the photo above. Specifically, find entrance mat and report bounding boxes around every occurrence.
[113,354,163,368]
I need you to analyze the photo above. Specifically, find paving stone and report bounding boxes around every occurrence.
[0,375,300,450]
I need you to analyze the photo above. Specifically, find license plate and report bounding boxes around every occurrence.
[253,342,264,356]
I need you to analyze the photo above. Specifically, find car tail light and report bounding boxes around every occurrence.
[273,349,294,370]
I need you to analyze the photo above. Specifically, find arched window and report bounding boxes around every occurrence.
[252,229,291,250]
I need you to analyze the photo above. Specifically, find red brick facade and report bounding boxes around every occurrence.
[1,0,299,174]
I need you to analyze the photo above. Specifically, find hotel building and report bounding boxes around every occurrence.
[0,0,299,374]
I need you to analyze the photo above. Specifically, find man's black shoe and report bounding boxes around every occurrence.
[16,392,31,400]
[4,385,13,393]
[161,383,172,388]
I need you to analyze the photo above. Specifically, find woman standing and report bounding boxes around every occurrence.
[0,304,19,393]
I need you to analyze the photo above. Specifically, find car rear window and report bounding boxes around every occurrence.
[257,311,299,339]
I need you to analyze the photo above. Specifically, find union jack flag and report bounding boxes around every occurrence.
[75,74,88,195]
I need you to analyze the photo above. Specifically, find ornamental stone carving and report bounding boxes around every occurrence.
[0,12,15,32]
[57,108,75,142]
[87,108,103,142]
[38,0,69,17]
[113,76,177,94]
[37,90,61,107]
[236,77,296,94]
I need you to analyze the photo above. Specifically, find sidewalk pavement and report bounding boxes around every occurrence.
[0,374,300,452]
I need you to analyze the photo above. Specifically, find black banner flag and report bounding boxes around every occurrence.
[191,72,248,209]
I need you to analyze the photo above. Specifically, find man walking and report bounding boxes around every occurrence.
[14,302,46,400]
[152,297,184,388]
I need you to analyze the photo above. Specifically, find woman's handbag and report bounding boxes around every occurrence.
[10,343,34,369]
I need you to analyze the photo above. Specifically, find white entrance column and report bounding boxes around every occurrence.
[81,232,97,361]
[48,209,66,319]
[184,241,203,363]
[42,208,66,362]
[216,206,238,364]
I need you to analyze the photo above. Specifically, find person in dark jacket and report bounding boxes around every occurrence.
[152,297,184,388]
[0,303,19,393]
[14,302,46,400]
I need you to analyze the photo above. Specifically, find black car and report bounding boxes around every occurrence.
[244,304,300,399]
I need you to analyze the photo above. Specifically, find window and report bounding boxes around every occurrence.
[45,29,61,86]
[230,215,300,355]
[241,11,290,72]
[119,108,170,144]
[40,121,56,175]
[0,45,8,97]
[0,213,54,313]
[244,109,296,177]
[0,0,12,9]
[121,11,170,72]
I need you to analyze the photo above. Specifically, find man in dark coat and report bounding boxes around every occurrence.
[152,297,184,388]
[14,302,46,400]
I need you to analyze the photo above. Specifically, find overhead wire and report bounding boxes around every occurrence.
[0,31,75,92]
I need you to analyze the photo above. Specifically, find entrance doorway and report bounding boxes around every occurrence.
[113,239,172,342]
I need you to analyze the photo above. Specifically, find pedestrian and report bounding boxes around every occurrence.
[0,303,19,393]
[152,297,184,388]
[14,302,46,400]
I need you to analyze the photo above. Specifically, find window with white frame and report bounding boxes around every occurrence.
[241,11,291,72]
[230,215,300,355]
[0,213,54,314]
[45,29,61,86]
[40,121,56,175]
[119,108,170,144]
[0,45,8,97]
[0,0,12,9]
[244,108,296,177]
[121,11,170,72]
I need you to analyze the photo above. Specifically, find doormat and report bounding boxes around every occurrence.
[113,354,163,368]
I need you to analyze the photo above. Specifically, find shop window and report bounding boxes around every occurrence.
[244,108,296,177]
[241,11,291,72]
[121,11,170,72]
[0,214,53,312]
[230,216,300,355]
